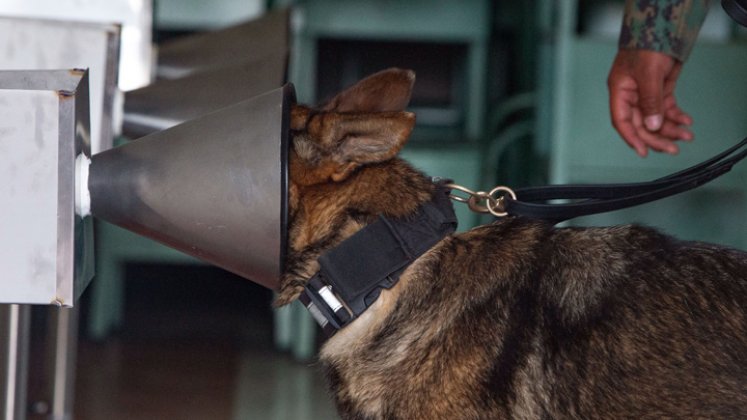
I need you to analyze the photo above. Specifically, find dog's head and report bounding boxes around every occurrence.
[277,68,435,305]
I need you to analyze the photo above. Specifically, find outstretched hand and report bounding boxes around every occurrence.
[607,49,694,157]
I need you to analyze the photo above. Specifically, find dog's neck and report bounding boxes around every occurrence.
[278,158,437,306]
[299,173,457,336]
[316,157,437,219]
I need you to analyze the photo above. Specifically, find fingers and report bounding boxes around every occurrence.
[610,89,689,156]
[635,53,672,131]
[608,49,695,157]
[659,119,693,142]
[608,69,644,155]
[617,121,649,157]
[632,109,681,155]
[631,116,692,156]
[663,95,693,127]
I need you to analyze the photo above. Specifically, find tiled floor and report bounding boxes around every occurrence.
[68,264,338,420]
[73,338,338,420]
[75,337,239,420]
[232,349,338,420]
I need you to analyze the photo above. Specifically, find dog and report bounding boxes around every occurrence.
[275,68,747,419]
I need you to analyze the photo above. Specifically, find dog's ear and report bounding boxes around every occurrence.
[322,68,415,113]
[329,111,415,180]
[289,68,416,185]
[290,109,415,185]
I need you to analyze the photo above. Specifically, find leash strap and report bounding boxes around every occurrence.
[300,184,457,336]
[503,137,747,222]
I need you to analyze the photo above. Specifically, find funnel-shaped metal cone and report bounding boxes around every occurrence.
[157,8,289,80]
[723,0,747,26]
[89,85,295,290]
[123,58,286,138]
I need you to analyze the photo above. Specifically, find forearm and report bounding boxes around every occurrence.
[619,0,711,62]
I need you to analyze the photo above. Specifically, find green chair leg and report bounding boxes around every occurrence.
[273,302,293,351]
[291,302,317,361]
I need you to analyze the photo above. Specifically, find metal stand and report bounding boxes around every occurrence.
[1,304,31,420]
[45,308,78,420]
[0,306,78,420]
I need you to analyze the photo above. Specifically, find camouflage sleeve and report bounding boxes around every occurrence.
[619,0,711,62]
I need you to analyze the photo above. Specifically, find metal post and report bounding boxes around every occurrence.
[46,308,78,420]
[1,304,31,420]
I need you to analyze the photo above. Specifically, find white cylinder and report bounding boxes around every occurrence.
[75,153,91,218]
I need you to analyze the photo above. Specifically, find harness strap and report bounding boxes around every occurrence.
[504,137,747,222]
[300,184,457,335]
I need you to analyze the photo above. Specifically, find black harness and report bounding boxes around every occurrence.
[301,137,747,336]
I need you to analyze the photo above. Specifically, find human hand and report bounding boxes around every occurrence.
[607,49,694,157]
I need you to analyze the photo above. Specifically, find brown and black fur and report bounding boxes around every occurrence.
[276,68,747,419]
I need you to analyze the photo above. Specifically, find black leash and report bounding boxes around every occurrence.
[502,137,747,223]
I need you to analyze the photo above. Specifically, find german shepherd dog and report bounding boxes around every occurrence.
[275,68,747,419]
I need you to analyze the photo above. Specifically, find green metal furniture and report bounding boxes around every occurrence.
[289,0,490,139]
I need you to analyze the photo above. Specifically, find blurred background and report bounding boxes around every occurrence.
[2,0,747,419]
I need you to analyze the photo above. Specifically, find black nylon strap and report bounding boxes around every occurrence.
[504,137,747,222]
[301,184,457,334]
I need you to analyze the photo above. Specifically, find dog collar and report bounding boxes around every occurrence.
[299,182,457,336]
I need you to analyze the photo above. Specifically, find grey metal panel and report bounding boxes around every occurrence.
[0,69,92,306]
[0,0,153,91]
[90,85,294,290]
[0,16,121,153]
[123,57,286,138]
[156,8,289,79]
[0,304,30,420]
[45,308,79,420]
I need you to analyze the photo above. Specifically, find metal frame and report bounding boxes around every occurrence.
[0,17,120,153]
[123,57,287,138]
[0,69,93,306]
[156,8,289,80]
[0,305,31,420]
[0,0,152,91]
[0,69,91,420]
